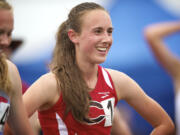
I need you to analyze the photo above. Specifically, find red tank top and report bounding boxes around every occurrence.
[38,65,118,135]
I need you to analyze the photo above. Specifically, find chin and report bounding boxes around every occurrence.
[95,57,106,64]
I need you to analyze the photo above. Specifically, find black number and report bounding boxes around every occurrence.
[0,106,9,124]
[107,100,113,123]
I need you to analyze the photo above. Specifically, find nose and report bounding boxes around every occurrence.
[102,32,112,44]
[0,34,11,47]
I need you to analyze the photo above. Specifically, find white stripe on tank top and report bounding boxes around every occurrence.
[101,68,113,89]
[56,113,68,135]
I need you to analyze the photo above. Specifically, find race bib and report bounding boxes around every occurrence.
[0,95,10,132]
[0,102,10,132]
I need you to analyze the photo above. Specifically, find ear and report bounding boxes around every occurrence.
[67,29,79,44]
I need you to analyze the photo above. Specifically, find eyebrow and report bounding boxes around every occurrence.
[0,28,13,34]
[93,26,114,30]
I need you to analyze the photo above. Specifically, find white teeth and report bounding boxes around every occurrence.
[97,47,107,51]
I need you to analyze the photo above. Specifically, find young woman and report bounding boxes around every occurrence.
[0,0,34,134]
[23,2,175,135]
[144,21,180,135]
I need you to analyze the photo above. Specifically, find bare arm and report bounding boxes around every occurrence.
[23,72,59,117]
[144,21,180,91]
[29,111,41,135]
[4,72,57,135]
[111,107,132,135]
[6,60,34,135]
[108,69,175,135]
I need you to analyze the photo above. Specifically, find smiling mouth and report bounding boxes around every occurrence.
[96,47,107,52]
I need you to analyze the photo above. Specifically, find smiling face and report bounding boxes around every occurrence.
[74,9,113,65]
[0,9,14,54]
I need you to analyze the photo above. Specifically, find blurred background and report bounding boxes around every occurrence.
[7,0,180,134]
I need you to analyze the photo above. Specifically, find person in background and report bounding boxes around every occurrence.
[3,39,41,135]
[3,39,29,93]
[144,21,180,135]
[0,0,34,134]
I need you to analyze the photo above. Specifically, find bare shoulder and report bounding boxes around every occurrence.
[6,60,19,79]
[27,72,59,97]
[23,72,60,112]
[106,68,126,77]
[37,72,58,90]
[6,60,22,95]
[40,72,61,109]
[105,68,132,85]
[105,68,143,100]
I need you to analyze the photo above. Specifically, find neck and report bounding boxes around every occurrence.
[76,60,99,89]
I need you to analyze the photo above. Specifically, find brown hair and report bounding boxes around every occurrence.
[0,0,12,94]
[0,0,12,10]
[50,2,105,122]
